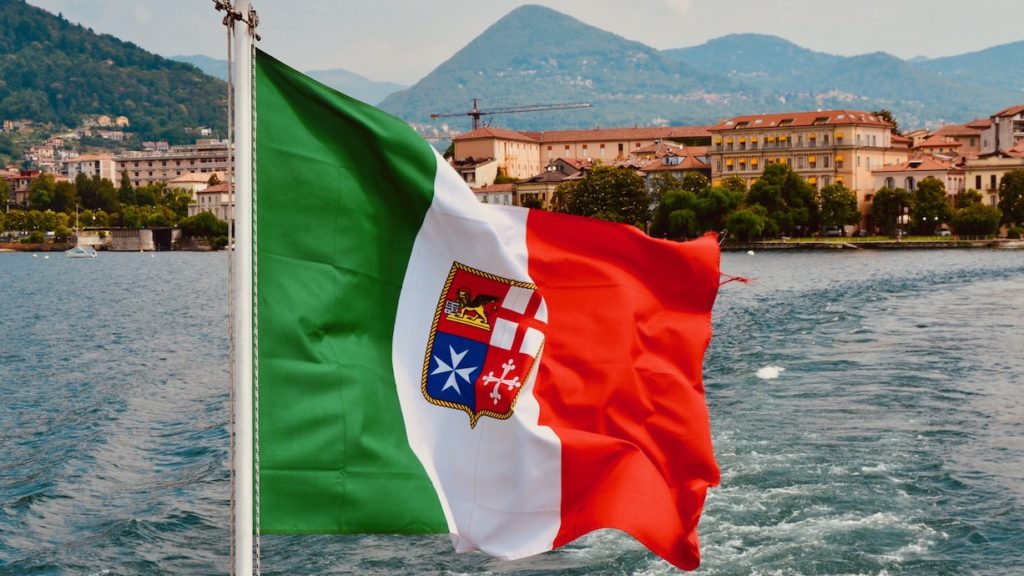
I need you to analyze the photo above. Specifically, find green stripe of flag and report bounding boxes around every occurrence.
[254,49,447,533]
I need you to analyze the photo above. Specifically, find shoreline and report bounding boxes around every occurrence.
[722,238,1024,251]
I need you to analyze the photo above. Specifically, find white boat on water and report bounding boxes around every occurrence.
[66,206,98,258]
[65,245,97,258]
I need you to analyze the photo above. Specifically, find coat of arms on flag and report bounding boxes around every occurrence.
[422,262,547,427]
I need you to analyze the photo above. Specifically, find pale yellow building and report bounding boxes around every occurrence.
[708,109,908,216]
[964,145,1024,208]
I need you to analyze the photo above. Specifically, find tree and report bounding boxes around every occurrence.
[998,168,1024,226]
[818,183,860,231]
[745,163,818,236]
[51,181,78,214]
[651,189,698,239]
[726,206,768,242]
[29,174,56,210]
[0,178,10,211]
[180,211,228,238]
[956,188,983,209]
[118,171,136,206]
[951,204,1002,236]
[159,188,194,220]
[872,109,900,135]
[207,173,221,186]
[871,187,913,236]
[520,196,543,209]
[135,183,162,207]
[911,176,953,234]
[553,165,650,227]
[4,209,27,232]
[720,175,747,196]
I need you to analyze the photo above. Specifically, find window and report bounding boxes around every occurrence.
[885,177,895,189]
[823,155,830,168]
[976,175,982,189]
[618,143,624,153]
[991,175,997,190]
[905,177,915,191]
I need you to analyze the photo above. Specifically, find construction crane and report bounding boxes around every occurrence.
[431,98,592,130]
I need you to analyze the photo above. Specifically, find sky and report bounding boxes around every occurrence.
[26,0,1024,86]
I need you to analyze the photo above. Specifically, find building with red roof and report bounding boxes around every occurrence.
[708,109,908,221]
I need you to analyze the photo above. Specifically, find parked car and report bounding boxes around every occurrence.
[936,229,952,237]
[824,226,843,237]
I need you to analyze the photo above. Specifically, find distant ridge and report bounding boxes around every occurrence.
[381,5,1024,131]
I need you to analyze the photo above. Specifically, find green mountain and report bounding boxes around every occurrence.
[664,33,841,89]
[379,4,755,130]
[793,52,1016,127]
[383,6,1022,132]
[663,36,1020,128]
[916,41,1024,93]
[0,0,226,143]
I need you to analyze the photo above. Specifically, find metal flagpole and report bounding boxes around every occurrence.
[229,1,255,574]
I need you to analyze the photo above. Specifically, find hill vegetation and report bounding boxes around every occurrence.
[0,0,226,143]
[381,5,1024,132]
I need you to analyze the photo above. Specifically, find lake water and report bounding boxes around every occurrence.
[1,249,1022,575]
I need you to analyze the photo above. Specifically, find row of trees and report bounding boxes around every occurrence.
[551,164,1024,240]
[0,172,229,241]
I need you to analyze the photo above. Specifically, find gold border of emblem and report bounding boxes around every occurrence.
[421,261,543,428]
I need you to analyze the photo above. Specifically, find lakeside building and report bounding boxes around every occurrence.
[708,109,909,222]
[965,142,1024,207]
[451,125,711,186]
[62,153,116,182]
[4,169,70,207]
[912,124,984,157]
[872,156,966,208]
[471,182,516,206]
[980,105,1024,155]
[516,158,593,209]
[114,139,229,188]
[188,181,234,223]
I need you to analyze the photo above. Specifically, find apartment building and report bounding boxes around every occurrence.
[451,125,711,185]
[980,105,1024,154]
[872,156,965,201]
[114,139,230,188]
[965,142,1024,208]
[63,153,116,182]
[708,109,908,214]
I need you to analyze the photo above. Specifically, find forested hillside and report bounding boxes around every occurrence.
[0,0,226,143]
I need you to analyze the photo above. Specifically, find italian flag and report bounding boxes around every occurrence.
[253,50,721,570]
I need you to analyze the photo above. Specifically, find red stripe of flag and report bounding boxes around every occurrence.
[526,210,721,571]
